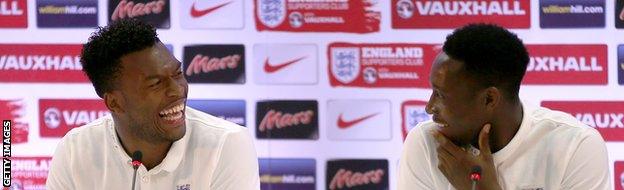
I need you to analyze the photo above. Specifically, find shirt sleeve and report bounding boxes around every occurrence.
[46,135,75,190]
[210,128,260,190]
[560,128,610,190]
[398,124,436,190]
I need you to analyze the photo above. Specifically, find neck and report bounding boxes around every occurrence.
[113,118,172,170]
[485,99,524,153]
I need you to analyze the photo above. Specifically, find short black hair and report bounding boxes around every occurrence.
[443,23,529,99]
[81,19,160,98]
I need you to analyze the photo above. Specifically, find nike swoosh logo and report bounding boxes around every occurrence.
[190,1,231,18]
[337,113,379,129]
[264,56,306,73]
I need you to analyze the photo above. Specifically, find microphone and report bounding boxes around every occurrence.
[470,166,482,190]
[131,151,142,190]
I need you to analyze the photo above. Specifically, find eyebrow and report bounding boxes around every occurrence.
[143,62,182,81]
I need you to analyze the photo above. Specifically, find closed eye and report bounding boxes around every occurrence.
[149,80,161,87]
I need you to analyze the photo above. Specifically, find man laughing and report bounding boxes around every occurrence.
[46,19,260,190]
[398,24,609,190]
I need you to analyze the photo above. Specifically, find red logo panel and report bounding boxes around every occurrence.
[524,45,607,85]
[0,0,27,28]
[392,0,530,29]
[39,99,109,138]
[328,43,438,88]
[0,44,88,82]
[541,101,624,142]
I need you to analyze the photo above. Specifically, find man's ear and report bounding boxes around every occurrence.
[104,91,124,114]
[483,86,501,111]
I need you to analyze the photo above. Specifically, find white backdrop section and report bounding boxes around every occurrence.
[1,0,624,190]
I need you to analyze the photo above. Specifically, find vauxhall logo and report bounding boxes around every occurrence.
[575,113,624,128]
[527,56,603,72]
[44,108,110,129]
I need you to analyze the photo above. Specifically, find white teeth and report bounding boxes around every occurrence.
[159,103,185,116]
[162,111,183,121]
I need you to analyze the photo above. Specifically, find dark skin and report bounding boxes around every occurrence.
[426,52,523,190]
[103,42,188,170]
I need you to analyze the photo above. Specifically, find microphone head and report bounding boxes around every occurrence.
[132,151,142,162]
[470,165,482,181]
[471,166,482,174]
[131,151,142,169]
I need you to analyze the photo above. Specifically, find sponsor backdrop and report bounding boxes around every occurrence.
[1,0,624,189]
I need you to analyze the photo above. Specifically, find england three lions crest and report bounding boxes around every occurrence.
[257,0,286,28]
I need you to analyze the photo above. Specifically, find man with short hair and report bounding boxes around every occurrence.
[46,19,260,189]
[398,24,610,190]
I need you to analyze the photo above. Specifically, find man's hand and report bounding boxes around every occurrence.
[432,124,502,190]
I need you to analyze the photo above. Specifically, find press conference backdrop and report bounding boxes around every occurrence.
[1,0,624,189]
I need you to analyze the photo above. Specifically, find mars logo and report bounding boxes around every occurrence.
[327,100,391,141]
[523,45,607,85]
[108,0,170,28]
[0,44,88,82]
[617,1,624,28]
[254,0,380,33]
[328,43,436,88]
[256,0,286,28]
[619,44,624,85]
[183,45,245,84]
[186,54,240,75]
[326,159,388,190]
[616,161,624,190]
[402,100,431,140]
[0,99,28,144]
[541,101,624,142]
[0,0,27,28]
[10,157,52,189]
[256,100,318,140]
[392,0,530,29]
[39,99,109,137]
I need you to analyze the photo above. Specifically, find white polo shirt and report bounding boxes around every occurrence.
[46,107,260,190]
[398,102,610,190]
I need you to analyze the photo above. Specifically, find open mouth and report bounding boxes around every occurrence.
[432,116,449,128]
[158,103,185,123]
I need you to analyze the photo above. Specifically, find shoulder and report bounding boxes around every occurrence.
[528,105,601,141]
[184,107,250,145]
[58,115,111,150]
[404,120,438,152]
